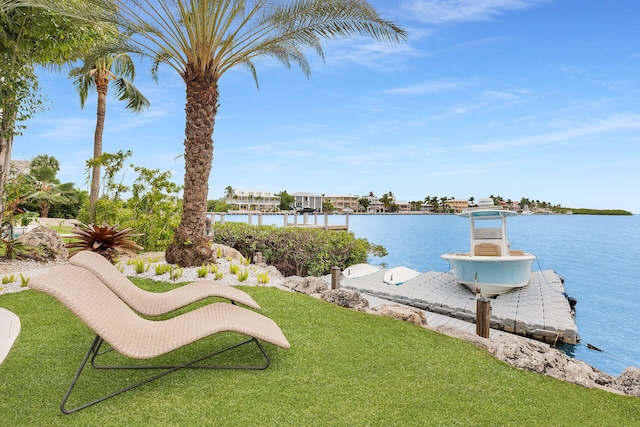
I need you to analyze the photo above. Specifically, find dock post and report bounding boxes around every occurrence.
[283,213,288,227]
[294,212,298,226]
[324,212,329,230]
[346,213,349,229]
[220,213,225,225]
[255,252,263,264]
[314,213,318,226]
[303,213,309,225]
[331,266,341,289]
[258,213,263,226]
[476,298,491,338]
[248,213,252,225]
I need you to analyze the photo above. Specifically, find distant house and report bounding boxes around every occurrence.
[420,203,434,213]
[325,194,358,213]
[362,196,384,213]
[395,200,411,212]
[228,189,280,212]
[292,192,323,212]
[444,199,470,213]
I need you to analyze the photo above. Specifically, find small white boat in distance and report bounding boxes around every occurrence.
[440,199,535,297]
[383,266,420,286]
[342,263,381,279]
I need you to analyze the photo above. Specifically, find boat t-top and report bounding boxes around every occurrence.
[441,198,535,297]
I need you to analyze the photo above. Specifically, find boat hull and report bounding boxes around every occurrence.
[440,253,535,297]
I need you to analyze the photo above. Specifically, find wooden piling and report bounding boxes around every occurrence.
[331,266,341,289]
[255,252,263,264]
[476,298,491,338]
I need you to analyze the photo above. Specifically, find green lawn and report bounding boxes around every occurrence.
[1,282,639,426]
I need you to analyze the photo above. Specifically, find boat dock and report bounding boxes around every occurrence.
[339,269,578,345]
[207,212,349,231]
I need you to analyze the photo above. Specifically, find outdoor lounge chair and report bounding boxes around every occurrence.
[29,265,290,414]
[68,250,261,315]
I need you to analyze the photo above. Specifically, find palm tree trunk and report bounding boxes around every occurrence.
[90,75,109,223]
[0,106,17,219]
[165,71,217,267]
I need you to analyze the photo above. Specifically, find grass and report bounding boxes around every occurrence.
[1,280,639,426]
[47,225,74,234]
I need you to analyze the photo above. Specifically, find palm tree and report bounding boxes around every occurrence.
[92,0,406,266]
[25,165,75,218]
[69,52,149,223]
[223,185,235,200]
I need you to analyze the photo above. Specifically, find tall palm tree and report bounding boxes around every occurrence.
[92,0,406,266]
[69,53,149,223]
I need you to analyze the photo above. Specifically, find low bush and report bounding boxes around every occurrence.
[211,223,386,277]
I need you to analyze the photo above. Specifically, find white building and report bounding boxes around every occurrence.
[292,192,323,211]
[227,189,280,212]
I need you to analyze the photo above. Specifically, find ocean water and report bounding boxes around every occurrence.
[225,213,640,376]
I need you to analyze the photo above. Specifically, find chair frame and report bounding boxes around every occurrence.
[61,334,270,414]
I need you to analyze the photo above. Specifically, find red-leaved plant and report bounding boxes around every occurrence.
[65,223,142,263]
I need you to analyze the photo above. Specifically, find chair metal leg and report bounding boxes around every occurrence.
[60,334,271,414]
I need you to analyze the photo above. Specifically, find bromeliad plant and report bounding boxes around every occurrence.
[65,223,142,263]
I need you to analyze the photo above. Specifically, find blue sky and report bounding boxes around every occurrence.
[15,0,640,213]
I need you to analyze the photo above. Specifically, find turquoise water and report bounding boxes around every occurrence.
[226,213,640,375]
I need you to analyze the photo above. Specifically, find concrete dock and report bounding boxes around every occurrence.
[339,269,578,345]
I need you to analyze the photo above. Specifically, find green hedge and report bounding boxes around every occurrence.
[211,222,386,277]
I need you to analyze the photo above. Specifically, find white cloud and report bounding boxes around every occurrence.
[467,113,640,152]
[403,0,550,25]
[36,117,96,140]
[382,79,469,95]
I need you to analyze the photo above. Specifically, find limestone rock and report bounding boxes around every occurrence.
[285,276,330,295]
[491,334,613,388]
[321,289,369,311]
[262,265,284,281]
[17,226,68,262]
[211,244,244,262]
[377,304,428,326]
[610,366,640,397]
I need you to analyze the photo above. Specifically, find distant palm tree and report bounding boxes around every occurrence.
[26,166,75,218]
[85,0,406,266]
[224,185,235,200]
[69,52,149,223]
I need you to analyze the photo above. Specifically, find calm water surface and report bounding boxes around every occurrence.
[227,213,640,375]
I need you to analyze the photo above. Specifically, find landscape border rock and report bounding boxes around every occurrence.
[376,304,428,326]
[490,334,615,389]
[282,276,329,296]
[17,226,68,262]
[320,289,369,311]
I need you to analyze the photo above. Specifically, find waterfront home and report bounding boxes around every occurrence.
[325,194,359,213]
[292,192,323,212]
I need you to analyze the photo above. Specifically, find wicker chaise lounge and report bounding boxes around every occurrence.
[29,265,290,414]
[68,250,261,315]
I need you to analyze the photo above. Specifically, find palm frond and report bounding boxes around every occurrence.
[112,77,150,112]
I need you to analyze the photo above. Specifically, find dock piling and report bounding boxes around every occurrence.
[476,297,491,338]
[331,266,341,289]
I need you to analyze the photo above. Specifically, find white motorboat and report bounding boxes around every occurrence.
[440,199,535,297]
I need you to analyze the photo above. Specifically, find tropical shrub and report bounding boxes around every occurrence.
[211,223,387,277]
[65,223,142,263]
[0,238,32,260]
[77,152,182,252]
